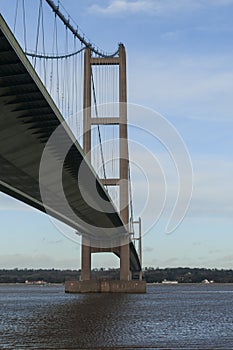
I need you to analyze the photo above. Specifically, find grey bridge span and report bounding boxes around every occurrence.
[0,14,142,279]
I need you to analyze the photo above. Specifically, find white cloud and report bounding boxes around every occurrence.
[0,253,80,269]
[188,158,233,218]
[88,0,233,16]
[128,53,233,121]
[211,0,233,5]
[129,147,233,225]
[47,239,63,245]
[89,0,155,16]
[143,246,154,252]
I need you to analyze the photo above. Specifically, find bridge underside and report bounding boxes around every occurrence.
[0,14,142,277]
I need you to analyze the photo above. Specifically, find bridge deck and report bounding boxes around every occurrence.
[0,14,141,272]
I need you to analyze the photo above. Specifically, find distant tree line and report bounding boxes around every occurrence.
[0,268,80,284]
[0,267,232,284]
[0,268,119,284]
[143,267,233,283]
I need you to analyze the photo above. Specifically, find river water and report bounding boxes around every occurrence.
[0,283,232,349]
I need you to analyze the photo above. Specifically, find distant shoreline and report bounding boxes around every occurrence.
[146,282,233,285]
[0,283,64,286]
[0,282,233,286]
[0,267,232,284]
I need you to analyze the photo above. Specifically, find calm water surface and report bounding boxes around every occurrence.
[0,284,233,349]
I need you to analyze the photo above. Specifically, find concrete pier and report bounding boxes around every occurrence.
[65,280,146,293]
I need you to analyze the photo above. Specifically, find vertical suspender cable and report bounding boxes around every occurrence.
[55,16,60,109]
[22,0,27,51]
[91,69,107,182]
[41,0,47,86]
[13,0,19,34]
[34,0,42,68]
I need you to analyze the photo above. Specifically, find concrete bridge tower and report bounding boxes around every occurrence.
[65,44,146,293]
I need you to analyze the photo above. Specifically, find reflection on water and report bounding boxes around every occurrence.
[0,284,233,349]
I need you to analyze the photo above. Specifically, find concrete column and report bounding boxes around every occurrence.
[139,217,142,279]
[119,44,128,227]
[119,44,131,281]
[81,237,91,281]
[81,48,92,281]
[83,47,91,162]
[139,271,143,281]
[120,243,130,280]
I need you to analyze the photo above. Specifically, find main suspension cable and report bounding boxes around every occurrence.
[44,0,119,58]
[25,46,85,59]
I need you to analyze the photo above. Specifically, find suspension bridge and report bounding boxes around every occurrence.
[0,0,146,293]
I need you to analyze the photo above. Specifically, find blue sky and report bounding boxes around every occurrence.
[0,0,233,269]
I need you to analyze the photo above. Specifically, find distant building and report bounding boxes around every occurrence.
[201,279,210,284]
[25,280,48,285]
[161,279,178,284]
